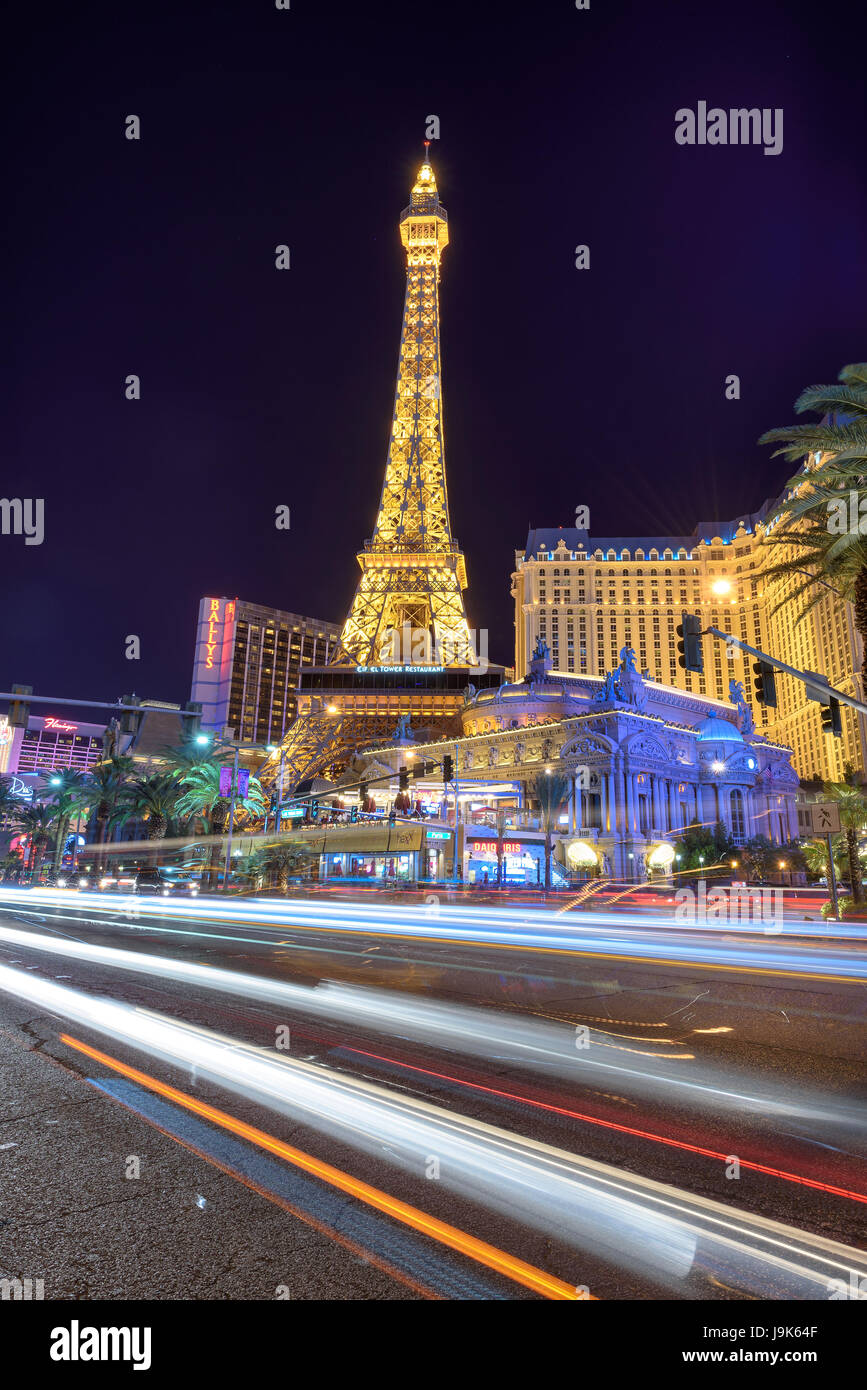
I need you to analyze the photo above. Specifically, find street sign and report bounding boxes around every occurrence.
[810,802,841,835]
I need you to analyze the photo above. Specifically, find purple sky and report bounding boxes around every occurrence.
[4,0,866,709]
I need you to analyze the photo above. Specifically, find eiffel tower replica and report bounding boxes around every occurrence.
[263,146,504,793]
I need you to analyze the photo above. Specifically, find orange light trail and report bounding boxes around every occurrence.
[85,1069,438,1299]
[60,1034,588,1301]
[345,1046,867,1207]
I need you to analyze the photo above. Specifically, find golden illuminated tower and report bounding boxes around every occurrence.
[332,146,475,667]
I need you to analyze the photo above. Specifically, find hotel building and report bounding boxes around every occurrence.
[190,596,341,745]
[513,508,867,782]
[0,713,106,780]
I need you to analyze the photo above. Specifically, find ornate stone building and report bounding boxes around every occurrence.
[361,640,800,882]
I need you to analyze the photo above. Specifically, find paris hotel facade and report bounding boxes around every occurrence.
[512,504,867,784]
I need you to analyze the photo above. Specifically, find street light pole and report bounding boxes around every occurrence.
[276,750,285,833]
[223,745,240,890]
[452,742,461,886]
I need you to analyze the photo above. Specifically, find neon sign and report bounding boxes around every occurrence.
[470,841,523,856]
[204,598,222,670]
[357,665,444,675]
[44,717,78,733]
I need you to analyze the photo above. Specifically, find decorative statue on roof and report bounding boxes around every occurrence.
[527,634,553,684]
[599,669,621,703]
[728,678,754,735]
[462,682,477,703]
[616,642,648,711]
[393,714,413,740]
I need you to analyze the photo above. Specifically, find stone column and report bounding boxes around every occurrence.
[606,770,616,834]
[625,770,635,837]
[573,775,583,832]
[668,779,678,832]
[651,776,662,832]
[786,797,798,841]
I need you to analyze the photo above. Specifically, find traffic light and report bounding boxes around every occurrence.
[350,805,358,822]
[398,766,409,791]
[676,614,703,673]
[752,660,778,708]
[120,694,142,734]
[820,696,843,737]
[7,683,32,728]
[310,798,320,820]
[442,754,454,783]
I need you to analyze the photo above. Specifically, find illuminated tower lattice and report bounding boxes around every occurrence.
[331,148,475,667]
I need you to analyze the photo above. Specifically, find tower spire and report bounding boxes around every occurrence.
[331,151,475,668]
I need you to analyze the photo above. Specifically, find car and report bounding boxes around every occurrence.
[96,873,137,892]
[135,869,200,897]
[30,869,79,889]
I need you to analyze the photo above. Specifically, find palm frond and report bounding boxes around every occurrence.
[794,384,867,418]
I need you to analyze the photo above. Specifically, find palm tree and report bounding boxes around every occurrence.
[0,777,20,832]
[160,735,233,780]
[117,774,181,843]
[533,771,570,890]
[45,769,91,873]
[15,801,58,876]
[800,835,847,886]
[260,842,309,893]
[175,762,267,887]
[83,756,136,863]
[1,850,23,882]
[822,778,867,902]
[758,363,867,674]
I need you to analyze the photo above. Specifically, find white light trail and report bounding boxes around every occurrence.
[1,960,865,1299]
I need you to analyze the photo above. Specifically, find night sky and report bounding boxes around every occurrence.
[4,0,865,711]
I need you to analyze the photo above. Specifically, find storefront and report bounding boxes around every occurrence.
[284,820,430,881]
[320,850,415,881]
[462,832,547,885]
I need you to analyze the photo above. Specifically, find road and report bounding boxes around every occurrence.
[1,887,866,1301]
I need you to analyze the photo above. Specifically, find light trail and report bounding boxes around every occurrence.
[0,960,864,1299]
[64,1035,580,1300]
[3,887,867,982]
[341,1045,867,1205]
[0,921,860,1133]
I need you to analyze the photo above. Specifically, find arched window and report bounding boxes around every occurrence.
[730,788,745,839]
